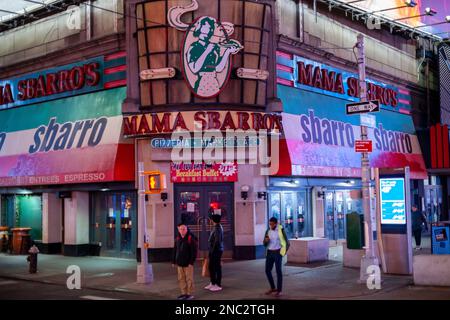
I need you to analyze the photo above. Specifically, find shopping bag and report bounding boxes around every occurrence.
[202,258,210,277]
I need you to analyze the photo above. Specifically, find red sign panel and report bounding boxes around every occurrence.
[355,140,373,153]
[170,162,238,183]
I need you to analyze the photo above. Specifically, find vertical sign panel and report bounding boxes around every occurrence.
[380,177,406,225]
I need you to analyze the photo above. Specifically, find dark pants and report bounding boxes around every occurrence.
[209,250,223,287]
[413,228,422,246]
[265,250,283,292]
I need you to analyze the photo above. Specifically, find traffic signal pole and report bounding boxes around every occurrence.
[356,34,379,283]
[137,161,153,284]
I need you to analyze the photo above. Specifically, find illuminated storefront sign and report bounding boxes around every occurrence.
[277,54,427,179]
[276,51,411,112]
[151,137,259,148]
[170,161,238,183]
[0,52,126,110]
[167,0,243,98]
[0,57,102,109]
[123,111,283,137]
[297,61,398,107]
[0,87,134,187]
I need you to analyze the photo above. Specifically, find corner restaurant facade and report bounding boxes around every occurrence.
[0,52,137,258]
[124,0,428,261]
[272,51,427,243]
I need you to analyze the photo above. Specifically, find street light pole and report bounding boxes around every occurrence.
[137,161,153,284]
[356,34,379,283]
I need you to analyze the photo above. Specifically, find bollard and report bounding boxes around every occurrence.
[27,245,39,274]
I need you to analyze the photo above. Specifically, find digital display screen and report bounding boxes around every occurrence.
[380,177,406,225]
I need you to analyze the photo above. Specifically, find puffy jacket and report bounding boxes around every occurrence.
[173,231,197,267]
[208,224,224,254]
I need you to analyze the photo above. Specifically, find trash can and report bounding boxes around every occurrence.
[11,228,32,255]
[0,227,9,253]
[346,212,365,249]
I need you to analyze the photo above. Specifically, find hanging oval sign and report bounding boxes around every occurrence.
[168,0,243,98]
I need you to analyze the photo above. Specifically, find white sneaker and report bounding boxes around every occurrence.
[204,283,213,290]
[209,285,223,292]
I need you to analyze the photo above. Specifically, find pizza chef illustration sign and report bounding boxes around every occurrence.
[168,0,243,98]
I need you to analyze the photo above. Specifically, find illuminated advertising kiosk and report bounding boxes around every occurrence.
[375,167,413,275]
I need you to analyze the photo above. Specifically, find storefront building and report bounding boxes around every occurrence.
[271,51,428,243]
[0,52,137,257]
[123,0,280,261]
[122,0,437,260]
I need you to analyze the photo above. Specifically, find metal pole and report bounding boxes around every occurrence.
[356,34,379,283]
[137,161,153,284]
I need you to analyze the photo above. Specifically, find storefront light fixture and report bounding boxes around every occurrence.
[404,0,417,7]
[257,191,267,200]
[363,0,417,17]
[241,185,250,201]
[393,7,438,22]
[424,7,437,16]
[161,192,168,205]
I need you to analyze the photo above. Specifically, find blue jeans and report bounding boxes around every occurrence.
[265,250,283,292]
[209,250,223,287]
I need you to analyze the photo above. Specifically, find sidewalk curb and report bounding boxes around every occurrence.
[0,273,167,299]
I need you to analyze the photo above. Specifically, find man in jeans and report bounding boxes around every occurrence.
[172,223,197,300]
[263,217,290,297]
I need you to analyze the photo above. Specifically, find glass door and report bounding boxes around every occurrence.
[174,184,234,257]
[268,193,281,222]
[335,191,345,240]
[91,192,137,258]
[425,186,442,224]
[207,189,233,253]
[177,188,203,249]
[268,190,312,239]
[281,192,296,239]
[0,195,42,241]
[325,190,362,241]
[325,191,336,240]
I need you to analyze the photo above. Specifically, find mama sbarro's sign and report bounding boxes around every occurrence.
[123,111,283,137]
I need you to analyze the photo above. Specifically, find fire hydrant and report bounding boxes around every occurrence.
[27,245,39,274]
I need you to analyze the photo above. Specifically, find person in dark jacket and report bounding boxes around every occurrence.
[411,204,427,250]
[205,213,224,292]
[172,222,197,300]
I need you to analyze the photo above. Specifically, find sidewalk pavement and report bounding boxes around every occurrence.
[0,244,449,300]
